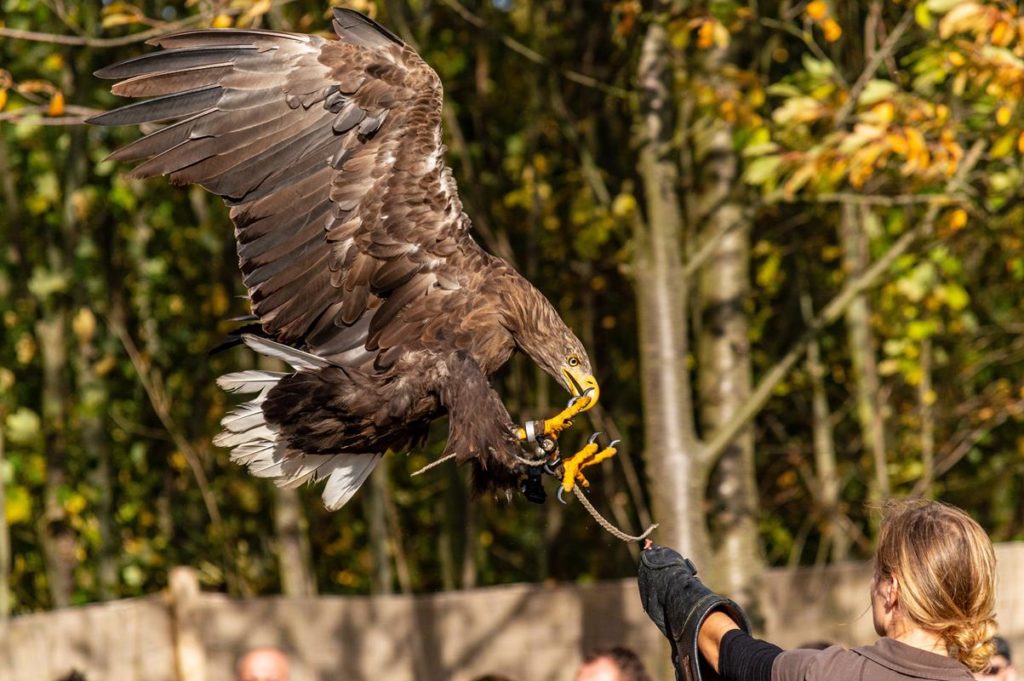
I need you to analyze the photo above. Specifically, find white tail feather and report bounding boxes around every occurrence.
[220,404,266,432]
[320,453,383,510]
[217,370,286,394]
[240,334,329,370]
[213,424,278,448]
[214,362,377,510]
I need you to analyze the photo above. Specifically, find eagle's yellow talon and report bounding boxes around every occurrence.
[561,441,599,492]
[542,394,593,439]
[560,438,619,493]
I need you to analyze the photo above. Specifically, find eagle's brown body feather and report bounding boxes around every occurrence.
[90,10,592,508]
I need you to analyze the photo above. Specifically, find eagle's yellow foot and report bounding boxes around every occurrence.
[516,389,596,444]
[558,433,619,503]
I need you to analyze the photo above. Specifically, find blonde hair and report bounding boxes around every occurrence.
[875,499,998,672]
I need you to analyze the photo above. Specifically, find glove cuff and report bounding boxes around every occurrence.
[674,592,752,681]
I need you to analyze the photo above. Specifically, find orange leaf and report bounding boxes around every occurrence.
[697,20,715,49]
[48,91,65,117]
[822,18,842,42]
[0,89,7,112]
[211,14,233,28]
[949,208,968,231]
[806,1,828,22]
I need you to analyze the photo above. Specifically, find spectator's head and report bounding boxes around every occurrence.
[576,646,651,681]
[55,672,87,681]
[974,637,1016,681]
[871,499,997,672]
[236,647,290,681]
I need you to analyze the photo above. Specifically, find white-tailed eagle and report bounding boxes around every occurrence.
[89,9,616,510]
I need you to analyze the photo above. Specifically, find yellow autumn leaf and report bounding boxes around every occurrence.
[712,21,730,49]
[1017,131,1024,154]
[72,307,97,343]
[991,20,1013,46]
[212,14,233,28]
[237,0,272,27]
[48,91,65,116]
[886,132,909,155]
[43,53,64,71]
[16,334,36,364]
[822,18,842,42]
[65,493,87,516]
[996,105,1011,126]
[871,101,895,125]
[806,0,828,22]
[5,488,32,525]
[0,89,6,111]
[939,2,988,39]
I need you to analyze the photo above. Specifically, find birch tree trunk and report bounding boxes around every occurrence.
[696,125,763,609]
[802,291,850,562]
[0,414,9,618]
[36,313,75,608]
[73,309,116,599]
[839,204,890,500]
[635,13,709,565]
[272,486,317,596]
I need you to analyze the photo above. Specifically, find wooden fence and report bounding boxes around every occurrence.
[2,541,1022,681]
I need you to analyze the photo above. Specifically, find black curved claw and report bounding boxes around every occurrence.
[567,387,595,408]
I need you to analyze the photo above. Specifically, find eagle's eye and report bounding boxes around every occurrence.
[567,355,580,367]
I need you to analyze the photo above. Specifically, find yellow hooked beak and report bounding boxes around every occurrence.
[561,366,600,411]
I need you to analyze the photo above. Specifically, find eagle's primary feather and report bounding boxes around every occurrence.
[90,9,598,510]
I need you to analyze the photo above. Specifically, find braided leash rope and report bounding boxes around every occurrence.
[572,484,658,543]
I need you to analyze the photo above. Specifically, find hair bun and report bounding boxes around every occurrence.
[943,615,997,671]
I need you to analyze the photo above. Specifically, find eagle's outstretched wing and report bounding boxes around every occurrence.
[90,10,481,367]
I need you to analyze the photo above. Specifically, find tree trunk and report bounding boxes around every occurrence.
[367,469,393,595]
[801,291,850,562]
[0,413,10,618]
[73,310,116,599]
[272,486,317,596]
[634,13,709,564]
[36,314,76,609]
[696,127,763,609]
[839,204,890,500]
[919,338,935,496]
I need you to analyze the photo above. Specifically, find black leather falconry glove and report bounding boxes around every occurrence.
[638,544,752,681]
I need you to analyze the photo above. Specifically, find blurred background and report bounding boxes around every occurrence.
[0,0,1022,679]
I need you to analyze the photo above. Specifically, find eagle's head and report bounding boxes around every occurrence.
[557,345,600,411]
[507,288,600,410]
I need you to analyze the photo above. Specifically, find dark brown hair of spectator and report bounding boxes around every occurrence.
[583,646,652,681]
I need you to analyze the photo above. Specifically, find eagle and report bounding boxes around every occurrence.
[89,9,618,510]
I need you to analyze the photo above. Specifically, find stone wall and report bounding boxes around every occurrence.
[2,541,1021,681]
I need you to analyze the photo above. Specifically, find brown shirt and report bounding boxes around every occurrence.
[772,638,973,681]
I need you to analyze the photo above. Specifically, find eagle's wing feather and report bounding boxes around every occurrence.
[90,10,478,362]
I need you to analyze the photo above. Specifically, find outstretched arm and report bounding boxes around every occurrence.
[638,544,782,681]
[699,611,742,672]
